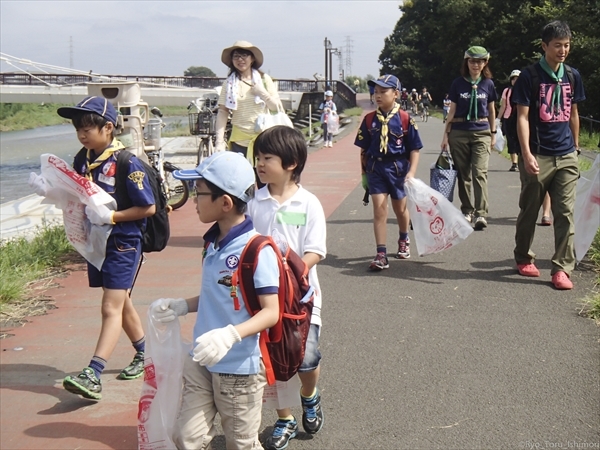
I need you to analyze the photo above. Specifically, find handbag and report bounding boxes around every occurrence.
[255,101,294,133]
[430,149,458,202]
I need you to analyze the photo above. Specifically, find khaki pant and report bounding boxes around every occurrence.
[514,152,579,275]
[448,129,492,217]
[173,355,266,450]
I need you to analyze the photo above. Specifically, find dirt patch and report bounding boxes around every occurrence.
[0,251,86,337]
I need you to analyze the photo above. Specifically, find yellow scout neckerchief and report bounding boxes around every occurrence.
[85,138,125,180]
[376,102,400,154]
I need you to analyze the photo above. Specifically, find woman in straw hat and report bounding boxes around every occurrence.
[441,45,498,231]
[214,41,280,165]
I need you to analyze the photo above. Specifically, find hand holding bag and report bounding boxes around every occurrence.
[430,149,458,202]
[255,101,294,133]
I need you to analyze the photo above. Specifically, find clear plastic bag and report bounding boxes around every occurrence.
[574,154,600,263]
[493,119,505,153]
[405,178,474,256]
[327,112,340,135]
[137,301,190,450]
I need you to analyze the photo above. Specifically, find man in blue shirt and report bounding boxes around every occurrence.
[512,20,586,290]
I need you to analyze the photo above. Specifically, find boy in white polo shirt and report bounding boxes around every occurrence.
[248,126,327,450]
[151,151,280,449]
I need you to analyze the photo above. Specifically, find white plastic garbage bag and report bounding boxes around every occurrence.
[327,111,340,135]
[138,300,190,450]
[35,154,117,270]
[405,178,474,256]
[574,154,600,263]
[494,119,505,153]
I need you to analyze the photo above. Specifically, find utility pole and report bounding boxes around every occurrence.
[344,36,353,77]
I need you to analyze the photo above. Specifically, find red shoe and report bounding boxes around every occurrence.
[552,271,573,290]
[517,263,540,277]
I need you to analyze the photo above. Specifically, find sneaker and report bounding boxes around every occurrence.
[517,263,540,277]
[552,271,573,290]
[473,216,487,230]
[509,164,518,172]
[63,367,102,400]
[118,352,145,380]
[302,390,324,434]
[369,252,389,270]
[264,418,298,450]
[328,141,333,147]
[396,238,410,259]
[463,213,473,224]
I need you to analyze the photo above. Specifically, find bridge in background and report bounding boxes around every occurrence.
[0,73,357,111]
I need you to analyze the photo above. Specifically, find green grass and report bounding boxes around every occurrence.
[162,118,191,137]
[342,107,363,117]
[579,131,600,152]
[0,103,191,132]
[0,222,74,307]
[580,230,600,322]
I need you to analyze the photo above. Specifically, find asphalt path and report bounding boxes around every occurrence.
[1,94,598,450]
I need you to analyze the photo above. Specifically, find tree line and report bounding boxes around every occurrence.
[378,0,599,117]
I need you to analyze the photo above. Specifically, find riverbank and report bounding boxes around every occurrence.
[0,104,190,132]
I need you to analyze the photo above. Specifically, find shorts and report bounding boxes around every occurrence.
[298,324,321,372]
[366,159,408,200]
[87,234,142,290]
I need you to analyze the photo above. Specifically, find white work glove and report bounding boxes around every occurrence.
[29,172,49,197]
[250,82,269,99]
[150,298,188,323]
[85,204,114,225]
[214,140,227,152]
[192,324,241,367]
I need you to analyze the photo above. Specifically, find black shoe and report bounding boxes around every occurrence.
[302,390,324,434]
[264,418,298,450]
[509,164,518,172]
[474,216,488,230]
[63,367,102,400]
[118,351,145,380]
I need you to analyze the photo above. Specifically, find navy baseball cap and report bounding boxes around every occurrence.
[57,96,118,126]
[368,75,401,91]
[173,152,255,203]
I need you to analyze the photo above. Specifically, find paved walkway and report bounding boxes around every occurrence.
[1,95,598,450]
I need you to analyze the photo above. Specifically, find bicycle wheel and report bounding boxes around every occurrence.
[163,164,189,210]
[197,138,209,165]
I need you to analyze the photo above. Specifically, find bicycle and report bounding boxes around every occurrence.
[421,104,429,122]
[188,93,219,165]
[144,107,189,210]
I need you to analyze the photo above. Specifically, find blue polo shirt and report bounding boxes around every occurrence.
[449,77,498,131]
[74,145,155,237]
[354,110,423,165]
[194,216,279,375]
[511,63,586,155]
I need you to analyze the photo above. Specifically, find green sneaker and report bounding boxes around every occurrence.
[118,351,145,380]
[63,367,102,400]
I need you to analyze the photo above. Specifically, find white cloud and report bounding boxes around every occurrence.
[1,1,402,79]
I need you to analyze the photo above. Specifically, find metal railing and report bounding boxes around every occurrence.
[580,115,600,138]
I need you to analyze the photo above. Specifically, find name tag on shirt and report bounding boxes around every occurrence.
[98,173,115,186]
[276,211,306,226]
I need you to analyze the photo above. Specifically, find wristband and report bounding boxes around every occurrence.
[491,130,497,134]
[110,211,116,225]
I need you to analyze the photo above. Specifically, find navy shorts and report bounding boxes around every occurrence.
[87,234,142,290]
[366,159,408,200]
[299,324,321,372]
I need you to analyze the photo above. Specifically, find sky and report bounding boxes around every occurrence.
[0,1,402,80]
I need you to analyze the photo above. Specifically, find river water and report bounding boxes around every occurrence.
[0,117,186,204]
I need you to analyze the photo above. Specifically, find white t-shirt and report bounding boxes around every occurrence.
[248,185,327,326]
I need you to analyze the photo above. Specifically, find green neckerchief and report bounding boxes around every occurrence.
[539,56,564,113]
[464,76,482,121]
[375,102,400,154]
[85,138,125,180]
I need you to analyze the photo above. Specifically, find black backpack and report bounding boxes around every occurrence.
[115,151,170,253]
[524,62,574,154]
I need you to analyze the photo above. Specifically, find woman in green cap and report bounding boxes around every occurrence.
[441,46,498,230]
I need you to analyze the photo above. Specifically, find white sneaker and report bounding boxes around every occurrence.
[328,141,333,147]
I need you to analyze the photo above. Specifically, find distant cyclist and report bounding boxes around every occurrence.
[400,88,409,110]
[410,89,419,114]
[419,87,432,118]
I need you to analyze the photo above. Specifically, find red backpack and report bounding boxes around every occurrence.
[206,234,314,385]
[364,107,410,134]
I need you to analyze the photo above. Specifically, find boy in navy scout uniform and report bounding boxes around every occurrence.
[355,74,423,270]
[152,152,280,449]
[58,96,155,399]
